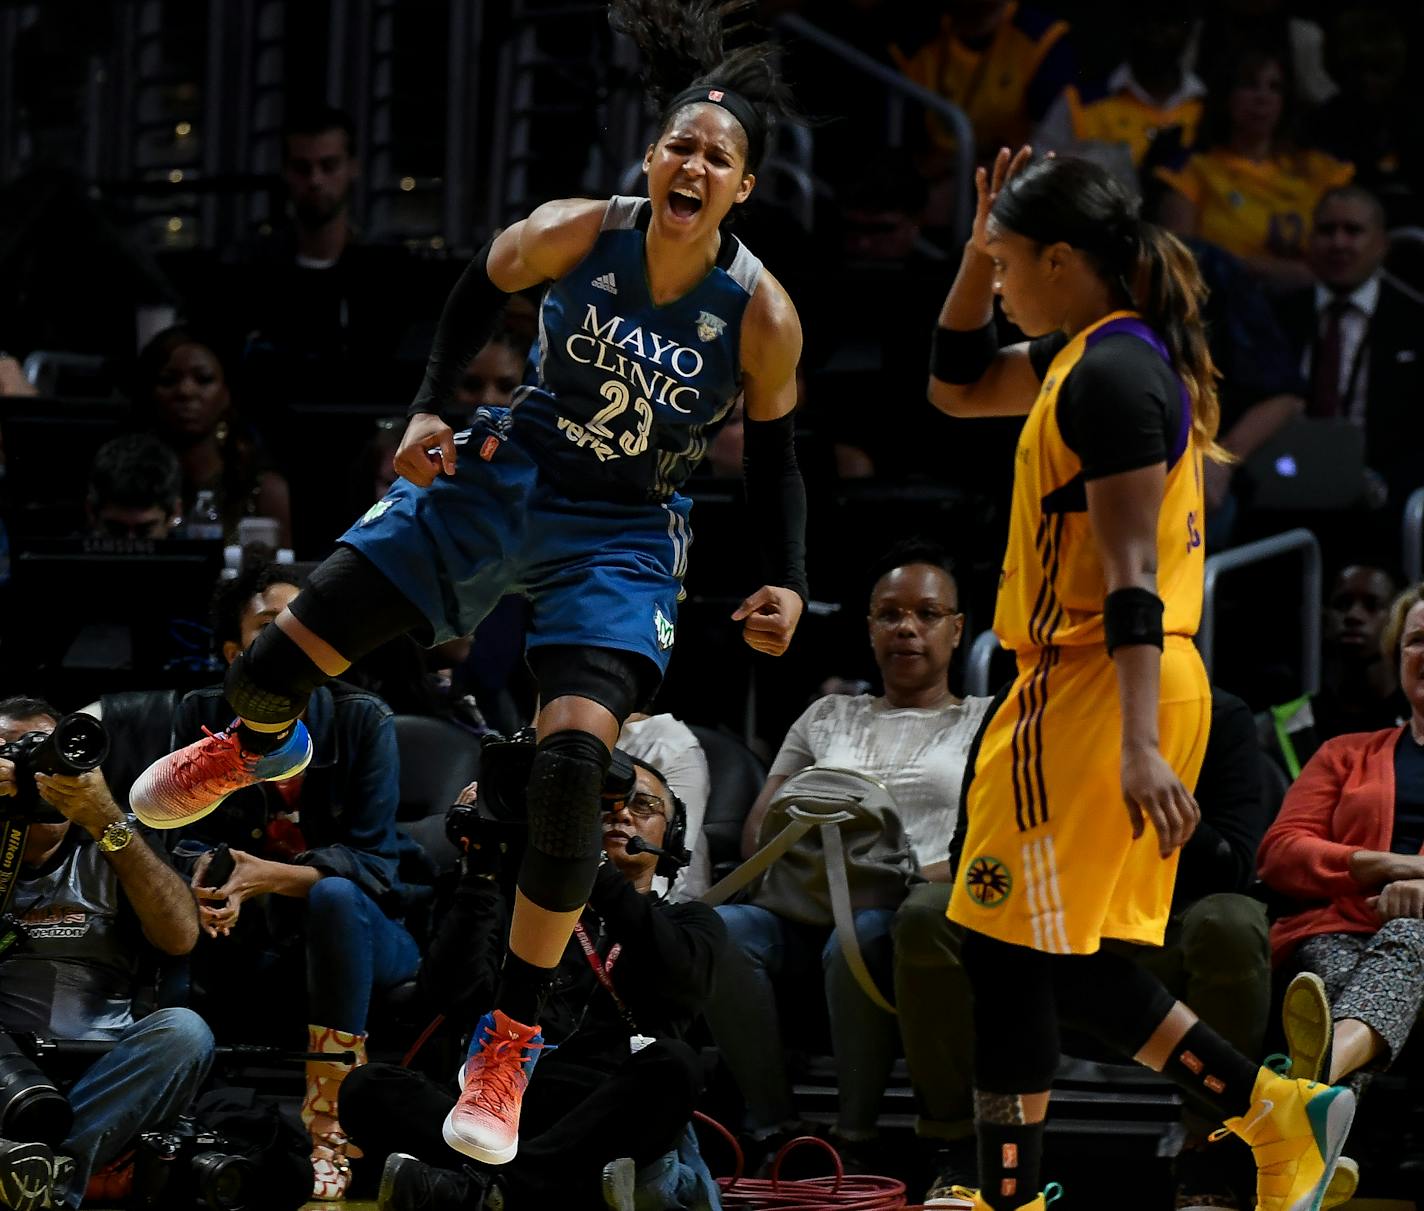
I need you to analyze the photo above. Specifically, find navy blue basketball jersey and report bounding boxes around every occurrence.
[510,195,764,501]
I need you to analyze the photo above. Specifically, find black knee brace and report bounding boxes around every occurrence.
[516,729,611,913]
[225,627,328,725]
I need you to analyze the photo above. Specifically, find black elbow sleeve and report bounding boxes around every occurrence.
[742,412,809,603]
[408,236,508,417]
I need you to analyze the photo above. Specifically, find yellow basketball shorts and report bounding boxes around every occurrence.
[948,636,1210,954]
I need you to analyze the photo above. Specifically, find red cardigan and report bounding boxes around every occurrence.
[1257,726,1407,964]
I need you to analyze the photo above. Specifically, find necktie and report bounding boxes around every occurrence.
[1311,297,1352,418]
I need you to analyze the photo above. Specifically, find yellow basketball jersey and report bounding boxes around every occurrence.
[893,2,1070,151]
[1065,86,1203,167]
[993,311,1206,653]
[1155,148,1353,261]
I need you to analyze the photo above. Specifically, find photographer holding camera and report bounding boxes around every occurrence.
[338,750,726,1211]
[0,696,212,1211]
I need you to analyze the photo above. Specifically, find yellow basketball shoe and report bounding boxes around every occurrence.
[1282,971,1333,1085]
[933,1182,1063,1211]
[1322,1156,1359,1210]
[1217,1066,1355,1211]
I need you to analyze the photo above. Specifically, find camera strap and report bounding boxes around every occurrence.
[0,819,29,918]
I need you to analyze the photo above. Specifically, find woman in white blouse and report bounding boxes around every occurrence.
[706,543,991,1166]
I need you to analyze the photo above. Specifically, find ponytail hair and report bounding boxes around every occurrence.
[608,0,797,170]
[991,156,1227,461]
[1127,222,1227,461]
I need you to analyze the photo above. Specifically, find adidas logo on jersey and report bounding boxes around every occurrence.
[591,273,618,294]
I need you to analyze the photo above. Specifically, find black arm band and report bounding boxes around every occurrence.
[930,322,999,385]
[742,412,809,604]
[1103,587,1165,655]
[408,236,507,417]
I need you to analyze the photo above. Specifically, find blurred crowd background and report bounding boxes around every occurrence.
[2,3,1424,1209]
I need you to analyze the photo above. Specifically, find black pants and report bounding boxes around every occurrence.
[341,1040,702,1207]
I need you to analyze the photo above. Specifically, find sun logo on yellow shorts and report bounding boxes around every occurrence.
[964,855,1013,907]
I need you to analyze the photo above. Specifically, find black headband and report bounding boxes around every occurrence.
[665,84,766,169]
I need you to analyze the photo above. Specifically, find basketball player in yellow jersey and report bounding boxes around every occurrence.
[923,149,1359,1211]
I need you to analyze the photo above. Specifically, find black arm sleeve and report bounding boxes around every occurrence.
[742,412,810,604]
[587,863,727,1021]
[1055,334,1182,480]
[408,237,508,418]
[1175,688,1268,906]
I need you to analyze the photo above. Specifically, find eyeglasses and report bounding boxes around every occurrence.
[604,792,667,821]
[869,606,960,629]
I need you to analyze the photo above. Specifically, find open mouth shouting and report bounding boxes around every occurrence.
[667,186,703,223]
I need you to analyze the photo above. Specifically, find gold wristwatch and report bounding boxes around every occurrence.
[97,819,134,854]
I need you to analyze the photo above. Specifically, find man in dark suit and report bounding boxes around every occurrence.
[1277,185,1424,515]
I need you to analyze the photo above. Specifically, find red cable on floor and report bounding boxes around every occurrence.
[693,1112,951,1211]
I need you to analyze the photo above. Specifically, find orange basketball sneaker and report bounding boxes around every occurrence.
[442,1010,546,1165]
[130,721,312,828]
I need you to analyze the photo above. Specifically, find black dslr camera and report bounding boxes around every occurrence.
[131,1116,256,1211]
[445,728,639,874]
[0,712,110,822]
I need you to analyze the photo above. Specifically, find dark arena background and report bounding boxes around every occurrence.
[0,2,1422,1209]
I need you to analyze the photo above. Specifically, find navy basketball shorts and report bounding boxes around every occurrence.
[339,408,692,680]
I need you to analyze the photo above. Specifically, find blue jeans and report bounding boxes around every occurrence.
[704,903,897,1138]
[305,876,421,1033]
[60,1008,215,1208]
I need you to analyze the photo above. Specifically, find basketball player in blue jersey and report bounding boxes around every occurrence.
[130,0,807,1180]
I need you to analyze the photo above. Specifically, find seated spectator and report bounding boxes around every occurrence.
[0,696,212,1211]
[1266,564,1409,777]
[452,327,526,418]
[619,710,711,900]
[1034,6,1204,191]
[1274,186,1424,513]
[132,326,291,547]
[170,561,420,1200]
[1188,0,1336,110]
[340,758,724,1211]
[1157,45,1353,291]
[1303,6,1420,223]
[1257,583,1424,1097]
[890,1,1075,162]
[899,686,1272,1206]
[85,434,183,541]
[704,543,991,1164]
[221,104,434,409]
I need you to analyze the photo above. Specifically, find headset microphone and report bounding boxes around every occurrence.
[625,836,689,867]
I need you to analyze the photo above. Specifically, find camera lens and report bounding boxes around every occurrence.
[41,713,110,776]
[0,1034,72,1147]
[192,1151,255,1210]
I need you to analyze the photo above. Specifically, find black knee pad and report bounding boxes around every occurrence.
[224,628,327,725]
[516,730,611,913]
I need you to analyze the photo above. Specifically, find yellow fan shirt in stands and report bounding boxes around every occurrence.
[893,1,1070,151]
[1156,147,1353,261]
